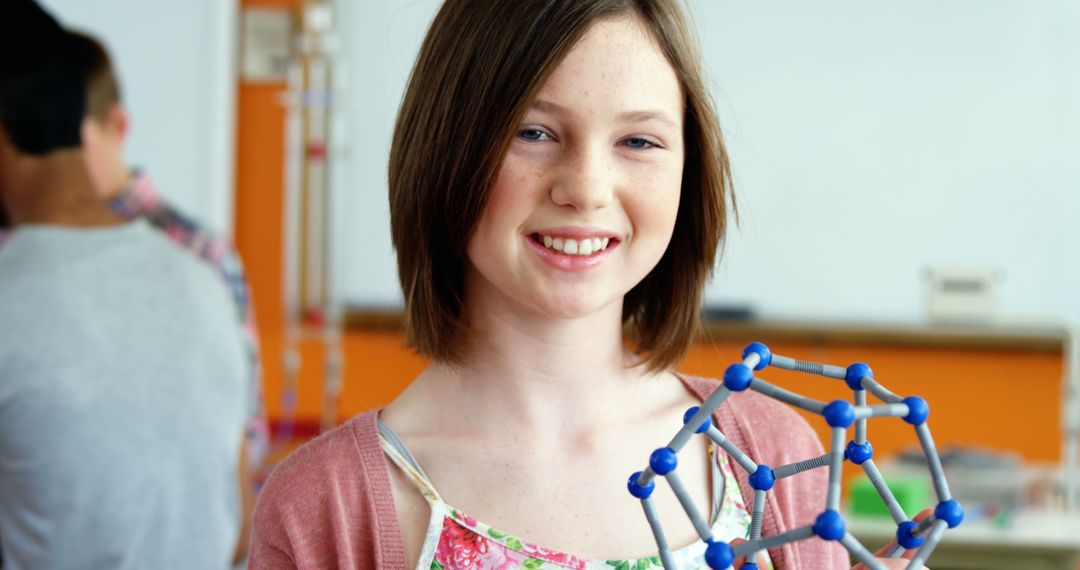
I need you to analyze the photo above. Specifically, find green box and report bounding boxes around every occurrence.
[849,475,931,518]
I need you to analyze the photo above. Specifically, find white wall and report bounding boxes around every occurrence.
[337,1,440,308]
[40,0,238,234]
[696,1,1080,324]
[340,1,1080,324]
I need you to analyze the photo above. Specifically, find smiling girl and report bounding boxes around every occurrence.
[250,2,921,569]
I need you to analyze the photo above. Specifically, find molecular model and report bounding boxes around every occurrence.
[626,342,964,570]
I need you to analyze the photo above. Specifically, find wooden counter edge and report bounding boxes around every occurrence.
[342,308,1066,353]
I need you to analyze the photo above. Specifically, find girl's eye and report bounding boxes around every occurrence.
[622,137,661,150]
[518,128,551,142]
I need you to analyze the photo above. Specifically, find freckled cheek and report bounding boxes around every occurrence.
[486,161,551,225]
[473,170,545,253]
[626,172,682,241]
[494,154,552,199]
[627,200,679,260]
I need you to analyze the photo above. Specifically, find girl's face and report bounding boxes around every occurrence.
[466,15,685,320]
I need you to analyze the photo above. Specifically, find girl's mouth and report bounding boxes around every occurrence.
[530,233,617,256]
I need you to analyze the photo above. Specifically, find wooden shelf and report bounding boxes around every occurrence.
[342,307,406,331]
[699,319,1066,352]
[343,307,1067,353]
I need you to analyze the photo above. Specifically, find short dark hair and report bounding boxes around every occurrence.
[67,31,122,122]
[0,1,86,155]
[389,0,734,371]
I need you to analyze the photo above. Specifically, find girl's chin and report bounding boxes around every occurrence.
[524,293,623,322]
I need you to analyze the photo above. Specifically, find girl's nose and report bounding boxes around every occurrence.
[549,145,615,211]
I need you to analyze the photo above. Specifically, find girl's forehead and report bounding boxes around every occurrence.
[531,15,683,123]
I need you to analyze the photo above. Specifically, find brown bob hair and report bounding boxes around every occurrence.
[389,0,733,372]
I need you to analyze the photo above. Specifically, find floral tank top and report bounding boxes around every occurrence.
[378,422,775,570]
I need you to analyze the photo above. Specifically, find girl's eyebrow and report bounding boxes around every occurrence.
[530,98,679,130]
[530,98,567,114]
[615,110,680,130]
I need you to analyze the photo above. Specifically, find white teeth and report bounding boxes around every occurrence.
[537,234,613,256]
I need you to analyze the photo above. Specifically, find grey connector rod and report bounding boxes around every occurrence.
[916,423,953,502]
[705,426,757,473]
[862,458,908,524]
[861,377,904,404]
[775,454,830,479]
[842,532,886,570]
[750,378,828,414]
[731,525,815,557]
[768,354,848,380]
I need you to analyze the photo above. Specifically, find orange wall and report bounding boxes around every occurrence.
[685,342,1062,464]
[234,1,1064,465]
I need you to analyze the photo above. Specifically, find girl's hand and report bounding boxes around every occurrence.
[729,508,933,570]
[729,538,767,568]
[852,508,933,570]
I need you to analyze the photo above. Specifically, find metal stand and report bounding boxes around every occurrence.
[281,0,347,438]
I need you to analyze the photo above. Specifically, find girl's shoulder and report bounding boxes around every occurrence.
[676,373,825,466]
[250,410,405,567]
[259,410,382,491]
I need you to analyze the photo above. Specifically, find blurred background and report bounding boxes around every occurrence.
[39,0,1080,568]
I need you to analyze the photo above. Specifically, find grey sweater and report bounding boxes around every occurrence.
[0,221,247,569]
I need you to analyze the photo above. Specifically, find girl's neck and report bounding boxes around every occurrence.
[402,295,666,442]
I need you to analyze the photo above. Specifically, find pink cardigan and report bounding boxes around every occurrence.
[249,374,849,569]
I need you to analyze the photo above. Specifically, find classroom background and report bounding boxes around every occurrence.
[41,0,1080,568]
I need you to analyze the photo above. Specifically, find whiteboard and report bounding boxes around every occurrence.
[339,1,1080,324]
[39,0,237,235]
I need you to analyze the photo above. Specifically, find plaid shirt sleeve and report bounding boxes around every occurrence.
[110,173,270,469]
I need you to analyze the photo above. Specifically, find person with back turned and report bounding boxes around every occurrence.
[0,2,249,568]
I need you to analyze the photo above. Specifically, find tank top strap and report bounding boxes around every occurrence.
[379,419,726,519]
[709,442,725,524]
[377,420,443,504]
